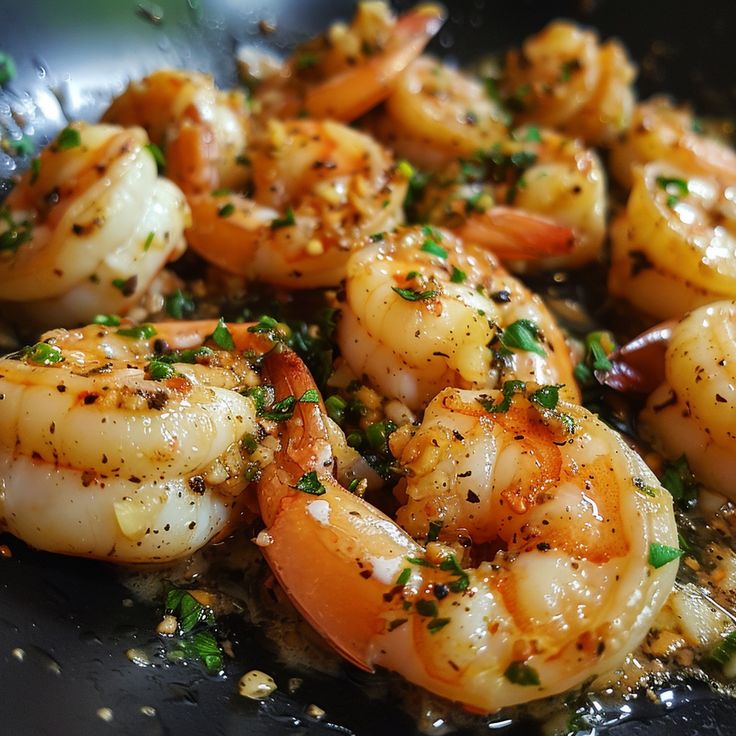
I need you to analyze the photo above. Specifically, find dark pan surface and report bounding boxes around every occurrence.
[1,1,736,734]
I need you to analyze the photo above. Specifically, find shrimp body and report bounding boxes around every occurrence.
[336,227,579,411]
[365,56,509,172]
[186,119,406,288]
[639,301,736,498]
[252,2,445,123]
[103,69,250,194]
[0,123,189,329]
[609,98,736,188]
[0,320,273,562]
[418,127,606,270]
[609,163,736,320]
[258,355,679,710]
[503,21,636,146]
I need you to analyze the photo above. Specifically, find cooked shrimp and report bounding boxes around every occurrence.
[103,69,250,194]
[609,98,736,188]
[417,127,606,270]
[336,226,579,411]
[503,21,636,147]
[257,353,679,711]
[608,162,736,321]
[186,119,406,288]
[0,319,278,562]
[251,2,445,123]
[0,122,189,330]
[639,301,736,499]
[364,56,510,172]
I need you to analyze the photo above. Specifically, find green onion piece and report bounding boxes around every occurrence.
[648,542,684,569]
[573,362,594,385]
[396,568,411,586]
[56,126,82,151]
[391,286,439,302]
[397,159,415,179]
[324,395,347,425]
[369,232,385,242]
[217,202,235,218]
[656,176,689,204]
[211,187,231,197]
[450,266,467,284]
[478,379,526,414]
[501,319,546,357]
[711,631,736,666]
[420,239,448,259]
[661,454,698,506]
[241,433,258,453]
[427,617,451,634]
[117,324,157,340]
[143,231,155,251]
[259,395,297,421]
[0,52,16,85]
[504,660,541,686]
[24,342,63,365]
[586,331,614,371]
[210,318,235,350]
[92,314,121,326]
[427,519,443,542]
[145,143,166,172]
[365,420,396,451]
[633,477,658,498]
[165,589,215,634]
[11,135,33,156]
[270,207,296,229]
[294,471,326,496]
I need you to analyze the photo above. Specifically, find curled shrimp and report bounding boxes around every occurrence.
[608,162,736,321]
[0,319,278,563]
[417,127,606,270]
[336,226,579,411]
[185,119,406,288]
[639,301,736,499]
[364,56,510,172]
[251,2,445,123]
[103,69,250,194]
[609,98,736,188]
[257,354,679,711]
[0,122,189,330]
[502,21,636,147]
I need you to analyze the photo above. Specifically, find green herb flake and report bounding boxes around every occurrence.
[427,519,443,542]
[388,618,408,631]
[211,187,231,197]
[397,159,415,179]
[294,470,326,496]
[369,232,385,243]
[143,231,155,251]
[415,599,438,618]
[656,175,689,207]
[586,331,614,371]
[165,289,195,319]
[633,477,658,498]
[500,319,546,357]
[420,239,448,259]
[392,286,439,302]
[519,125,541,142]
[478,379,526,414]
[661,454,698,506]
[427,617,451,634]
[11,135,33,156]
[30,157,41,184]
[56,126,82,151]
[260,395,297,422]
[270,207,296,229]
[648,542,684,569]
[365,419,396,452]
[711,631,736,666]
[145,143,166,172]
[117,323,157,340]
[324,394,347,424]
[0,206,33,252]
[396,568,411,586]
[147,359,175,380]
[217,202,235,218]
[0,52,16,85]
[450,266,467,284]
[299,388,320,404]
[210,318,235,350]
[24,342,63,366]
[92,313,121,326]
[530,384,560,410]
[504,660,541,686]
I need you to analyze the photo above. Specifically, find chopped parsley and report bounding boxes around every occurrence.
[293,470,326,496]
[656,175,689,208]
[529,383,561,410]
[392,286,439,302]
[0,206,33,252]
[450,266,467,284]
[478,379,526,414]
[661,454,698,507]
[648,542,683,569]
[56,126,82,151]
[210,318,235,350]
[504,660,541,686]
[420,239,448,259]
[217,202,235,218]
[270,207,296,229]
[427,519,443,542]
[165,289,195,319]
[711,631,736,667]
[500,319,546,357]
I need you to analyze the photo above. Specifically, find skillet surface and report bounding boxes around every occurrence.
[1,1,736,734]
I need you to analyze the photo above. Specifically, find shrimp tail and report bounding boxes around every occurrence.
[453,206,575,260]
[304,3,447,121]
